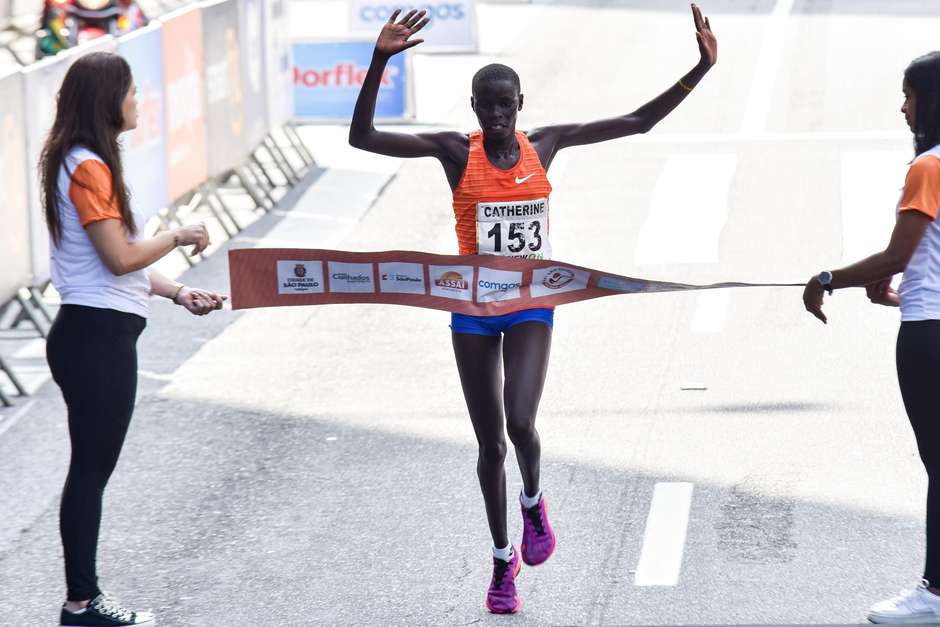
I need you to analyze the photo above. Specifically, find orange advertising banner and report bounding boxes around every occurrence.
[161,6,208,202]
[229,248,802,315]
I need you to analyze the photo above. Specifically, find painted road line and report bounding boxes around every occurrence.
[635,153,737,265]
[740,0,796,134]
[590,130,910,145]
[691,290,731,334]
[840,151,908,262]
[634,482,694,586]
[0,400,37,439]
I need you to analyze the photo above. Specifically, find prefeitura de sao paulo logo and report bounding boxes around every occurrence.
[294,264,307,278]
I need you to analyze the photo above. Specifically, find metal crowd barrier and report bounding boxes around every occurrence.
[0,0,315,407]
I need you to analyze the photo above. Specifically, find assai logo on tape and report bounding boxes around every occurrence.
[430,265,473,301]
[277,260,324,294]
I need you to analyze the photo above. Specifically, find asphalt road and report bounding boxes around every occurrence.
[1,0,939,625]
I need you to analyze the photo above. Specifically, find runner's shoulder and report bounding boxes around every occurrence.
[418,130,469,162]
[525,125,573,147]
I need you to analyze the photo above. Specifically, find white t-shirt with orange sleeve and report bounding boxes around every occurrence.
[898,145,940,321]
[50,146,151,318]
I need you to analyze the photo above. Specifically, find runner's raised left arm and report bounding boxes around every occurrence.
[529,3,716,159]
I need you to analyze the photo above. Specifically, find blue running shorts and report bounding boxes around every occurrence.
[450,308,554,336]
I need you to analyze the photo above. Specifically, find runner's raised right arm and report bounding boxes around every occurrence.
[349,9,438,158]
[349,9,469,189]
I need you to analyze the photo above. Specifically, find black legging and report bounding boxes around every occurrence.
[452,322,551,548]
[898,320,940,584]
[46,304,146,601]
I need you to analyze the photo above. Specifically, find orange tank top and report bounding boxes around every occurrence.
[452,130,553,258]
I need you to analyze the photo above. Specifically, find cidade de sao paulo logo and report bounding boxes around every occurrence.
[294,62,400,89]
[277,260,324,295]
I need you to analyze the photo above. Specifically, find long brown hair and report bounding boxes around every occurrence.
[39,51,135,245]
[906,52,940,156]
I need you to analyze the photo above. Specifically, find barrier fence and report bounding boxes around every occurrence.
[0,0,315,408]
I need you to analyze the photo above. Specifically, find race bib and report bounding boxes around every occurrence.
[476,198,550,259]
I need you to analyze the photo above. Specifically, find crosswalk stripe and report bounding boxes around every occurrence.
[740,0,796,133]
[840,150,909,262]
[635,153,737,265]
[691,290,731,334]
[634,482,694,586]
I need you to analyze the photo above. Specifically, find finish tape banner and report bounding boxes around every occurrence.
[229,248,802,315]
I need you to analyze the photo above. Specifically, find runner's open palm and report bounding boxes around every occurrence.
[692,4,717,66]
[375,9,429,57]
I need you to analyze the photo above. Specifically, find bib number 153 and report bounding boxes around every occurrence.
[476,198,551,259]
[486,221,543,254]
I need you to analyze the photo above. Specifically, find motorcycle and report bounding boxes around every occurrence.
[35,0,148,59]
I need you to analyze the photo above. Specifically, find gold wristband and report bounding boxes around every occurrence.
[678,78,694,92]
[171,284,185,305]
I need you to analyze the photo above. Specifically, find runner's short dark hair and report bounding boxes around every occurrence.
[472,63,521,95]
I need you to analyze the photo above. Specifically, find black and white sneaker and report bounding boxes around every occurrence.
[60,593,155,626]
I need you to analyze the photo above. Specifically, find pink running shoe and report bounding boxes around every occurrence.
[485,547,521,614]
[520,494,556,566]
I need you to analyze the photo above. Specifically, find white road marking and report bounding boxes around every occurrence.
[635,153,737,265]
[634,482,694,586]
[0,400,37,439]
[840,151,909,262]
[138,370,175,383]
[740,0,796,134]
[621,130,909,144]
[690,290,731,334]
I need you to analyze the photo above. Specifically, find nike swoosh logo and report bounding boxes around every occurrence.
[515,174,535,185]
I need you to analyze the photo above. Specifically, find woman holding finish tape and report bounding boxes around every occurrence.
[39,51,225,627]
[803,51,940,624]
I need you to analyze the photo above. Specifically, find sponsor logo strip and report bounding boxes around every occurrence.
[231,249,802,313]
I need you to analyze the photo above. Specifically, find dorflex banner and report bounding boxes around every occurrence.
[229,248,802,314]
[238,0,268,148]
[262,0,292,129]
[293,40,412,122]
[202,0,248,177]
[0,70,32,302]
[349,1,478,53]
[21,37,115,285]
[161,5,208,202]
[118,24,169,224]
